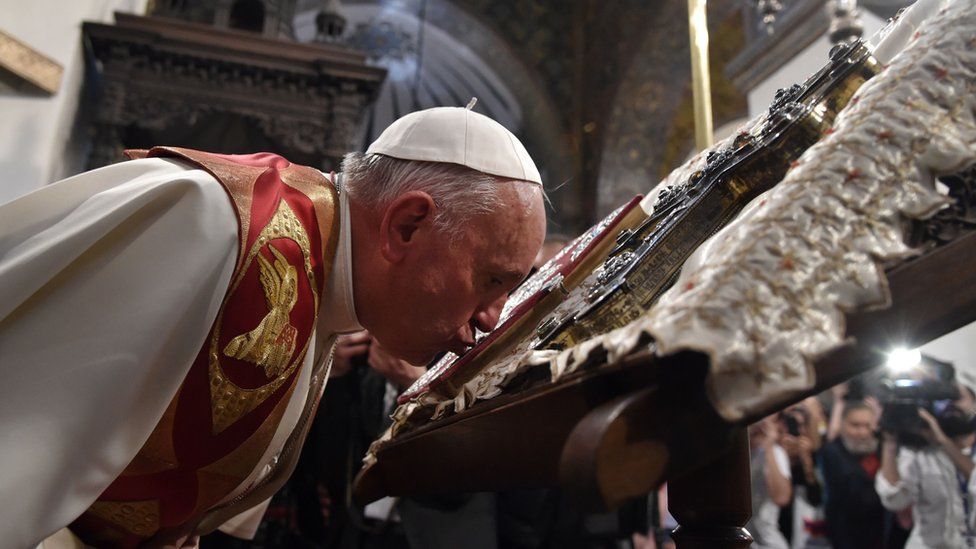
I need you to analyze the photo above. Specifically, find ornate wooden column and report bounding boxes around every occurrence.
[669,430,753,549]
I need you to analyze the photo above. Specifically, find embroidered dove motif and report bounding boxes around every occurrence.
[223,243,299,378]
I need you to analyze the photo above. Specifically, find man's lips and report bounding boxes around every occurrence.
[446,338,475,356]
[445,322,480,356]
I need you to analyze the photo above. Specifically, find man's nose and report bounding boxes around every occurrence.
[472,295,506,332]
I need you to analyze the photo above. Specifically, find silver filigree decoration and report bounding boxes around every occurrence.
[646,0,973,419]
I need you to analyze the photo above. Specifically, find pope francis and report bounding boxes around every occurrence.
[0,107,547,548]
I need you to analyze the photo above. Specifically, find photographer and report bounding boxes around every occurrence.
[777,400,829,548]
[877,404,976,548]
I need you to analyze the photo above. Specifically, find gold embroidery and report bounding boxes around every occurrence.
[223,244,299,378]
[208,200,318,434]
[280,165,338,278]
[193,374,300,519]
[87,500,160,537]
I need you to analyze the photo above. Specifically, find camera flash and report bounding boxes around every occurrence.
[886,347,922,374]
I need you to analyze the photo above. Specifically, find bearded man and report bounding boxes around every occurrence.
[0,106,546,548]
[821,400,887,549]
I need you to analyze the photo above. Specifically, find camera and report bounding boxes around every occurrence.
[880,354,961,446]
[782,413,802,437]
[779,406,810,438]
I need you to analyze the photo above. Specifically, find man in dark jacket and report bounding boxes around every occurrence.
[821,400,887,549]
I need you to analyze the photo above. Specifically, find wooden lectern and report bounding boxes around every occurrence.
[355,226,976,547]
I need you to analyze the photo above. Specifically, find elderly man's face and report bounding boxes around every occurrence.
[841,408,878,455]
[376,183,546,365]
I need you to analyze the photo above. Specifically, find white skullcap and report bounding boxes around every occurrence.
[366,105,542,185]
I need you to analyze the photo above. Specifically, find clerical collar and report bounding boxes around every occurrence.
[318,172,362,335]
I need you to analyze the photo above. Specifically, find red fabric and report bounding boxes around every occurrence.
[206,151,292,170]
[72,150,328,548]
[860,453,881,477]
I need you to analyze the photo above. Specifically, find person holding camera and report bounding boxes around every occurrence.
[778,400,829,548]
[876,404,976,548]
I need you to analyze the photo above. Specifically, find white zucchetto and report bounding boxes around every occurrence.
[366,105,542,185]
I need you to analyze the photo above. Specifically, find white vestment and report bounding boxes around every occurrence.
[0,158,360,548]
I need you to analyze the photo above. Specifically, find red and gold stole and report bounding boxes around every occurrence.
[71,147,339,548]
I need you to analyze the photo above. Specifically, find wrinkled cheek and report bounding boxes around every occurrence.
[405,304,447,338]
[410,278,472,340]
[429,312,463,339]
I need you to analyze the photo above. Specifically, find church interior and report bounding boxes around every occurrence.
[2,0,976,548]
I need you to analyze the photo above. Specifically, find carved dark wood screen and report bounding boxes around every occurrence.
[82,11,385,170]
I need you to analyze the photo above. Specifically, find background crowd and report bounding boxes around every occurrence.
[746,359,976,549]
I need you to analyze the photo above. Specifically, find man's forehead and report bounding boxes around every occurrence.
[845,411,872,423]
[477,197,544,241]
[465,186,545,274]
[473,237,534,280]
[480,252,532,278]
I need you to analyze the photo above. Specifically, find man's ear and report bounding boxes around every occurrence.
[379,191,436,263]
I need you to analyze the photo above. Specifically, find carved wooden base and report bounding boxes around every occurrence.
[669,431,753,549]
[671,526,753,549]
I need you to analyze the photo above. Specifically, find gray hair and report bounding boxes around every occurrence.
[341,152,506,234]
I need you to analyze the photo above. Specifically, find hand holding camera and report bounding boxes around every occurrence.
[331,330,372,377]
[915,407,951,446]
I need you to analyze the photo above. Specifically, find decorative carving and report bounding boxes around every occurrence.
[83,13,383,169]
[314,0,348,44]
[258,116,330,155]
[0,28,63,94]
[88,123,126,169]
[345,21,416,61]
[538,41,878,351]
[151,0,298,39]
